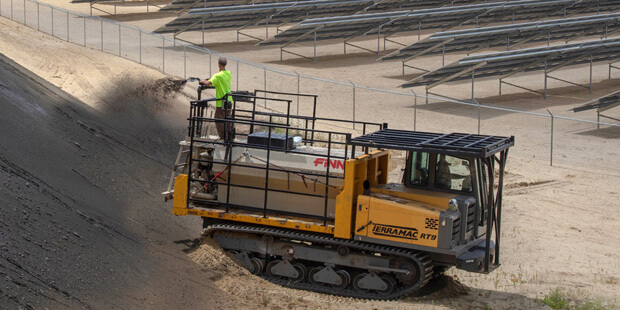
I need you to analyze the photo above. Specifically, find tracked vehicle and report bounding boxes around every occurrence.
[164,87,514,299]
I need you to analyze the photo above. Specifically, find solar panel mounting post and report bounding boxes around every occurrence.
[471,69,475,104]
[442,43,445,66]
[377,26,381,57]
[350,80,356,129]
[544,60,548,99]
[590,54,593,94]
[314,30,317,63]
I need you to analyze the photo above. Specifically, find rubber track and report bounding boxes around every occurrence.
[205,223,434,300]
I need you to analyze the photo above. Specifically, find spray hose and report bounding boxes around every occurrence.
[195,153,245,194]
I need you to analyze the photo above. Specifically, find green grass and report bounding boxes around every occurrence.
[543,288,570,309]
[542,288,614,310]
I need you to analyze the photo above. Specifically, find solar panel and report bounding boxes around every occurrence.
[401,37,620,89]
[258,0,620,47]
[154,0,376,34]
[160,0,294,13]
[159,0,479,14]
[573,91,620,112]
[381,13,620,62]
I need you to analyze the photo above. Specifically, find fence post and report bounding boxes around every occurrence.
[236,60,239,91]
[261,64,267,107]
[474,99,482,134]
[411,90,417,131]
[162,37,165,73]
[118,24,121,56]
[139,30,142,64]
[294,70,300,115]
[349,80,356,129]
[547,109,554,166]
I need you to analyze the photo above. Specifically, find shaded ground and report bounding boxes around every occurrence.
[0,53,239,309]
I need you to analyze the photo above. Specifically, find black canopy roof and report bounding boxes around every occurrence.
[350,129,514,158]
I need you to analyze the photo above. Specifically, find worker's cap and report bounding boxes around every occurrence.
[218,57,227,66]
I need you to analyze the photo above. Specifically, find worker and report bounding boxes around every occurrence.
[435,155,452,190]
[200,57,233,141]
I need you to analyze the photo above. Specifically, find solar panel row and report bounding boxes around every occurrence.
[401,37,620,88]
[573,91,620,112]
[381,13,620,61]
[155,0,376,34]
[258,0,620,47]
[159,0,472,14]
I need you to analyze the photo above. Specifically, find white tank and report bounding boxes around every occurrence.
[208,142,346,219]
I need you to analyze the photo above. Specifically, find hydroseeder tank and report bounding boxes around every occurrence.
[163,86,514,299]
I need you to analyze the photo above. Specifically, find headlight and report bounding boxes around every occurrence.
[448,199,459,211]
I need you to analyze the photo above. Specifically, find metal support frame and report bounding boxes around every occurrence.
[279,26,325,63]
[402,63,430,76]
[87,0,118,18]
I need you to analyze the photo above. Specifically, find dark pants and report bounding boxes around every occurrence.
[215,107,232,140]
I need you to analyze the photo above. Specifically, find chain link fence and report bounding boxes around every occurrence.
[1,0,619,170]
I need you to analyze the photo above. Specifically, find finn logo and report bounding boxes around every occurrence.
[371,224,419,241]
[313,158,344,170]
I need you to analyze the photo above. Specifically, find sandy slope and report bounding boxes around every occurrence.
[1,4,620,310]
[0,19,244,309]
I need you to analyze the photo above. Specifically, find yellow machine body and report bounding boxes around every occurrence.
[172,148,460,250]
[355,194,442,248]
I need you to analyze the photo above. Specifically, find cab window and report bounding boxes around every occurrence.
[409,152,430,187]
[435,155,472,192]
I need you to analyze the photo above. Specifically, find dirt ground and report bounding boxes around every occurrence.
[1,2,620,309]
